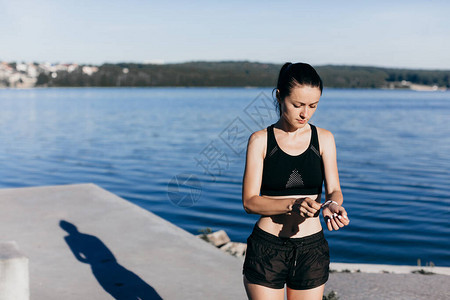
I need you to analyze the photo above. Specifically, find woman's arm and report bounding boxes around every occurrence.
[319,128,350,230]
[242,130,320,217]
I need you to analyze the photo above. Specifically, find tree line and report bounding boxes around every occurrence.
[36,61,450,88]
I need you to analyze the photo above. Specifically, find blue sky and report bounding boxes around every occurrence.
[1,0,449,69]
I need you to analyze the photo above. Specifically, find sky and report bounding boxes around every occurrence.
[1,0,449,70]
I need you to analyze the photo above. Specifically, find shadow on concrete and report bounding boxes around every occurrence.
[60,220,162,300]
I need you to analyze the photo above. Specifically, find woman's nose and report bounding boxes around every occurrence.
[300,107,308,118]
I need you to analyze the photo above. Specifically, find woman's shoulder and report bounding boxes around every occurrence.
[314,126,336,152]
[248,127,268,145]
[315,126,333,138]
[247,127,268,156]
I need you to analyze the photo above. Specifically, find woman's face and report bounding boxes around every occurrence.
[278,84,321,129]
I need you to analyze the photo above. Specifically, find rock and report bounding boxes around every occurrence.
[204,230,231,247]
[197,229,247,258]
[220,242,247,257]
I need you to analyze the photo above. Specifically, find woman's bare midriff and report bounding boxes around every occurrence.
[256,194,323,238]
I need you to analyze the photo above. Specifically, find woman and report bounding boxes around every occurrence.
[242,62,349,300]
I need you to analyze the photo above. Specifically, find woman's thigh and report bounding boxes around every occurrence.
[243,275,285,300]
[286,284,325,300]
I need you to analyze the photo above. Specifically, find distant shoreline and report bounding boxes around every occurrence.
[1,61,449,90]
[0,85,447,91]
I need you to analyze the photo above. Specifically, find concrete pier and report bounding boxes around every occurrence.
[0,183,246,299]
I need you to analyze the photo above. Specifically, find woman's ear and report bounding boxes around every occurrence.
[275,89,281,102]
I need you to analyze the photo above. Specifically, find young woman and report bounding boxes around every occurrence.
[242,62,349,300]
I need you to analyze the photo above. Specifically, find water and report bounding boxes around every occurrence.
[0,87,449,267]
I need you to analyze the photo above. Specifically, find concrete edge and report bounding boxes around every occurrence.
[330,262,450,276]
[0,241,28,260]
[85,183,206,238]
[0,182,96,193]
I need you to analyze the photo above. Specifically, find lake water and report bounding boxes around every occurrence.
[0,87,449,267]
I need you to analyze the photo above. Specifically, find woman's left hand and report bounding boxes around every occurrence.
[322,203,349,231]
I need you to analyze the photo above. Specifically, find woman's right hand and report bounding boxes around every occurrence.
[292,197,322,218]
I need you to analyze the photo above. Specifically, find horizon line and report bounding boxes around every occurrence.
[2,59,450,72]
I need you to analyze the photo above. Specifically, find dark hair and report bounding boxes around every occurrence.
[273,62,323,117]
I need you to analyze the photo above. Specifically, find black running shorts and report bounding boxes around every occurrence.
[243,224,330,290]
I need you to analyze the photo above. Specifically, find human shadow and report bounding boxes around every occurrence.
[270,202,321,237]
[60,220,162,300]
[270,213,306,237]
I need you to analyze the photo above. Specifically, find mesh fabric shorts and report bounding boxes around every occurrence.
[242,224,329,290]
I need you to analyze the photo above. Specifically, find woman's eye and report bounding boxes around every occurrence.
[310,105,317,108]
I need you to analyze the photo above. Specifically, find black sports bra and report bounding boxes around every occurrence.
[260,124,324,196]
